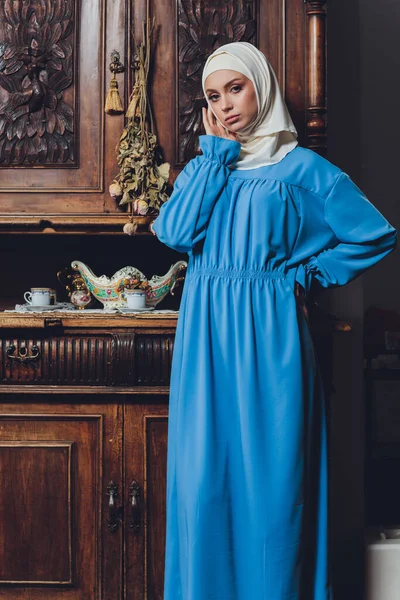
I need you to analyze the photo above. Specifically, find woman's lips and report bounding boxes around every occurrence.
[225,115,240,123]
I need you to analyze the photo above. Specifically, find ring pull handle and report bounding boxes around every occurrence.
[109,50,124,75]
[106,481,120,533]
[129,479,141,532]
[6,344,40,364]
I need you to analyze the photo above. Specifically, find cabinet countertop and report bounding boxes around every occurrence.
[0,311,179,330]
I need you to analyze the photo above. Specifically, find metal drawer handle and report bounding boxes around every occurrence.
[44,318,62,328]
[6,345,40,364]
[129,479,141,532]
[106,481,120,533]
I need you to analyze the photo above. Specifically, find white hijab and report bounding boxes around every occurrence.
[202,42,298,170]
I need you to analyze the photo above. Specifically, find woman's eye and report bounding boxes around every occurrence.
[208,94,219,102]
[231,85,242,93]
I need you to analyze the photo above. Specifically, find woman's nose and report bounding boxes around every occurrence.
[221,97,233,112]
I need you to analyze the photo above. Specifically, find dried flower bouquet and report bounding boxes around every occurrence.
[109,17,170,234]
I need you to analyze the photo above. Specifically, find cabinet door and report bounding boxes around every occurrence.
[0,0,127,218]
[0,396,123,600]
[124,400,168,600]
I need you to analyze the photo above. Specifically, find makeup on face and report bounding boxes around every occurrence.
[204,70,258,132]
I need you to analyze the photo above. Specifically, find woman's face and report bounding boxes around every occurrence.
[204,69,258,133]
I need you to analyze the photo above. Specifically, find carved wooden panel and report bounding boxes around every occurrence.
[133,334,174,386]
[178,0,257,163]
[111,332,136,385]
[0,0,128,215]
[0,0,77,166]
[0,331,176,387]
[124,404,168,600]
[0,404,123,600]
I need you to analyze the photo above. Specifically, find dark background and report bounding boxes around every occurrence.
[327,0,400,598]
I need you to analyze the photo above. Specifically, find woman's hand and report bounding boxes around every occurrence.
[295,282,310,327]
[202,106,238,141]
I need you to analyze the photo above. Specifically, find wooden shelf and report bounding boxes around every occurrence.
[0,385,172,395]
[0,311,178,329]
[0,214,156,235]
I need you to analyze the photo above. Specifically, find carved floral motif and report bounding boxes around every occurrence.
[178,0,257,164]
[0,0,75,166]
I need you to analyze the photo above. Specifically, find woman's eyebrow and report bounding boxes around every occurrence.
[205,78,243,93]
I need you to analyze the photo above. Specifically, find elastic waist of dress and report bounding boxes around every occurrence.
[185,267,286,281]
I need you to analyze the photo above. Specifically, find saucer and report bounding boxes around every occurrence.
[118,306,155,313]
[21,303,72,312]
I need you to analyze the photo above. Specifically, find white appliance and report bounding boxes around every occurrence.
[365,528,400,600]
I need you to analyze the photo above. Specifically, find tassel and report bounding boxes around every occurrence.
[105,76,124,114]
[126,86,140,119]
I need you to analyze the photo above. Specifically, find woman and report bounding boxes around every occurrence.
[151,42,397,600]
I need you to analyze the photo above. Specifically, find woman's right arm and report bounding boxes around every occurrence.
[151,135,240,253]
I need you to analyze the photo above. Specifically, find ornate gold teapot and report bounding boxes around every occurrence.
[57,268,93,309]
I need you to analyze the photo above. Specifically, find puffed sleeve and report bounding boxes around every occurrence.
[305,172,397,288]
[151,135,241,253]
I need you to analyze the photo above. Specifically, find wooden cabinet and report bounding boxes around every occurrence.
[0,399,123,599]
[0,0,329,596]
[0,313,175,600]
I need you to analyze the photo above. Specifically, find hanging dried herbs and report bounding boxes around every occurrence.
[109,17,170,233]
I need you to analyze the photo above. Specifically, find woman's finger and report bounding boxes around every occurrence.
[203,105,238,140]
[207,106,216,126]
[202,107,211,134]
[209,109,226,136]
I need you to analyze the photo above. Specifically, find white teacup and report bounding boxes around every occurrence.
[123,289,147,310]
[24,287,51,306]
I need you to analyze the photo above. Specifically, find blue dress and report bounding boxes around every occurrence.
[151,135,397,600]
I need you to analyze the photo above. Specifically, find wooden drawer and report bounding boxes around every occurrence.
[0,332,175,387]
[0,334,113,386]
